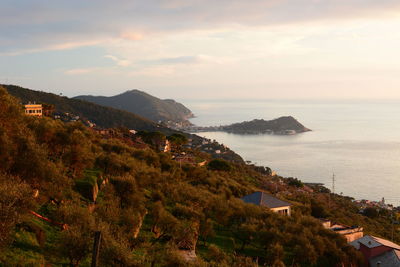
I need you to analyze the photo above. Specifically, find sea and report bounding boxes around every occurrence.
[181,99,400,206]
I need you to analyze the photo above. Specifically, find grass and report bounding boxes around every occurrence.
[0,228,44,266]
[75,169,102,201]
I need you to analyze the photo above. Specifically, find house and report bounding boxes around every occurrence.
[24,103,43,117]
[158,139,171,152]
[320,219,363,242]
[241,191,292,216]
[174,154,195,165]
[173,154,207,167]
[350,235,400,267]
[150,138,171,152]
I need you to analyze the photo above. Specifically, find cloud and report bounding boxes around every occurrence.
[126,54,219,76]
[64,67,102,75]
[151,55,201,65]
[129,65,176,77]
[104,55,131,66]
[120,32,144,41]
[142,55,224,66]
[2,0,400,55]
[0,39,102,56]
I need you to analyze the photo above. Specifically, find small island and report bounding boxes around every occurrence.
[187,116,311,135]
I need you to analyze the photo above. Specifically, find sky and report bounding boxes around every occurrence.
[1,0,400,99]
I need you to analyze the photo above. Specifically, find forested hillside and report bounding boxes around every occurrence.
[1,85,397,266]
[222,117,311,134]
[75,89,194,123]
[3,84,171,133]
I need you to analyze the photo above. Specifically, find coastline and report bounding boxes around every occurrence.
[182,99,400,206]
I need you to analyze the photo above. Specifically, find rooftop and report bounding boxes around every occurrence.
[369,249,400,267]
[241,191,292,209]
[350,235,400,250]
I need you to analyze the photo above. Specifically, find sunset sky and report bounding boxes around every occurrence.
[1,0,400,99]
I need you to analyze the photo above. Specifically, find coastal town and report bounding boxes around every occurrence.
[0,84,394,266]
[21,100,400,266]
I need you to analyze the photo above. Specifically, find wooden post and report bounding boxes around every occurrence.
[91,231,101,267]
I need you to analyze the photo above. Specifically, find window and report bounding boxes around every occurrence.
[277,208,289,215]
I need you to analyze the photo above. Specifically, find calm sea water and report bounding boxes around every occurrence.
[181,99,400,206]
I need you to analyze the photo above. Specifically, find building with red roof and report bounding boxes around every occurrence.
[350,235,400,266]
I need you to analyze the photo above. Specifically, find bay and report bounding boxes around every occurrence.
[181,99,400,206]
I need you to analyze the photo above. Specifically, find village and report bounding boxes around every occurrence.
[23,102,400,266]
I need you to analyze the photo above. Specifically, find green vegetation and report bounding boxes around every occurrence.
[3,84,169,132]
[222,117,310,134]
[286,177,304,188]
[167,133,188,146]
[0,85,398,266]
[75,170,101,202]
[207,159,232,172]
[74,89,194,123]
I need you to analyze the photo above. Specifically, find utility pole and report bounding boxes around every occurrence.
[91,231,102,267]
[328,173,335,209]
[391,211,394,242]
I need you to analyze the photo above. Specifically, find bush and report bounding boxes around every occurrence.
[0,173,34,248]
[75,171,98,201]
[286,177,303,188]
[363,207,379,218]
[207,159,231,171]
[167,133,188,146]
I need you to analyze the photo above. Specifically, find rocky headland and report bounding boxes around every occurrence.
[186,116,311,135]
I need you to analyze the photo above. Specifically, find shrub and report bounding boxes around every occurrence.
[207,159,231,171]
[75,171,98,201]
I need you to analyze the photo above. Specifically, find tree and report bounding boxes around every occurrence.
[199,219,215,246]
[55,202,95,267]
[151,202,179,240]
[311,199,329,218]
[232,222,258,252]
[286,177,303,188]
[167,133,188,149]
[0,173,34,248]
[58,225,92,267]
[207,159,231,171]
[266,243,285,267]
[137,131,166,148]
[363,207,379,218]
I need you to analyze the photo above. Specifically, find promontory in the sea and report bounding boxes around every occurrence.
[74,89,194,127]
[188,116,311,135]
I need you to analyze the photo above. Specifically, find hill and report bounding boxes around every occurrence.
[188,116,311,135]
[74,89,194,124]
[3,84,244,163]
[3,84,173,133]
[0,85,366,266]
[222,116,311,134]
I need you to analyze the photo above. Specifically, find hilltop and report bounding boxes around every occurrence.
[188,116,311,135]
[3,84,244,163]
[74,89,194,125]
[223,116,311,134]
[3,84,172,133]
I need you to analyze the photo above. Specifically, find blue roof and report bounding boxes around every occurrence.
[241,191,292,208]
[369,249,400,267]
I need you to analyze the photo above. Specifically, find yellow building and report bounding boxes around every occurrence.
[320,219,364,243]
[24,103,43,117]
